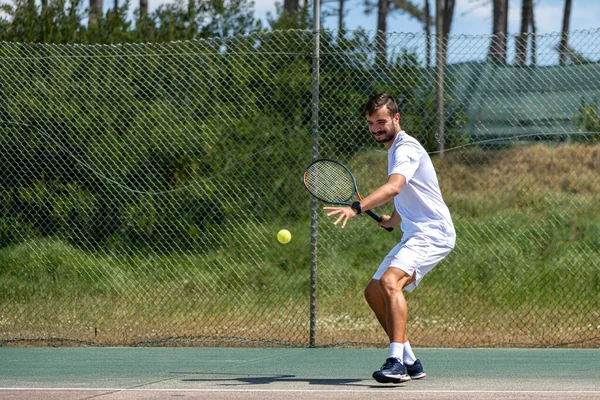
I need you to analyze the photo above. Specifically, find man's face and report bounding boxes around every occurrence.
[366,107,400,144]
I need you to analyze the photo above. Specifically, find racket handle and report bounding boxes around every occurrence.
[365,210,394,232]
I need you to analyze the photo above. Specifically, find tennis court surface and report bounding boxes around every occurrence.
[1,347,599,399]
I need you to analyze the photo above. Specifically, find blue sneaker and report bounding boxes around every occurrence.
[405,359,426,379]
[372,357,411,383]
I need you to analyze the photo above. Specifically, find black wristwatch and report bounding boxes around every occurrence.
[351,201,362,215]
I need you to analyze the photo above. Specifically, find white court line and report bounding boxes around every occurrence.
[2,388,600,393]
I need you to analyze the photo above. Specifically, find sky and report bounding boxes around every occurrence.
[245,0,600,36]
[2,0,598,37]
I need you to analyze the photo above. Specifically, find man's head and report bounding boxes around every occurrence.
[365,93,400,145]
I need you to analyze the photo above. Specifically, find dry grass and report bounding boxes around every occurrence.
[436,143,600,195]
[353,142,600,196]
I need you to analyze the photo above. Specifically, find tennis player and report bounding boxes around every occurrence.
[324,93,455,383]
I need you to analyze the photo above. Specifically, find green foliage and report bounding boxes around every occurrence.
[0,0,86,43]
[0,33,311,252]
[0,29,471,253]
[572,98,600,142]
[266,1,312,30]
[0,0,262,44]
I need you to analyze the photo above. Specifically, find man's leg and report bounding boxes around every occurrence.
[364,279,388,336]
[368,234,453,383]
[364,272,415,339]
[368,269,415,384]
[379,268,414,343]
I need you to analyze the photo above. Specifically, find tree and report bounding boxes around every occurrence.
[40,0,49,41]
[530,4,536,65]
[203,0,261,36]
[515,0,532,65]
[268,0,311,29]
[393,0,437,63]
[337,0,346,37]
[321,0,359,41]
[391,0,428,21]
[140,0,148,18]
[364,0,432,65]
[434,0,455,65]
[284,0,299,15]
[559,0,572,65]
[0,0,87,43]
[376,0,388,65]
[440,0,453,38]
[89,0,102,24]
[489,0,508,64]
[435,0,455,154]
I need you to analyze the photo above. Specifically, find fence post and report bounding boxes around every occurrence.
[435,0,445,156]
[309,0,321,348]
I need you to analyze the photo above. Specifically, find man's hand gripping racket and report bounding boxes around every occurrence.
[303,159,393,232]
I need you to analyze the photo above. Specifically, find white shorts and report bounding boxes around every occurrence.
[372,231,455,292]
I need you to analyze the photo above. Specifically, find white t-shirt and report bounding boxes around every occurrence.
[388,130,455,238]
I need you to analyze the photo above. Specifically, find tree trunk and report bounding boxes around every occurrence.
[139,0,148,18]
[442,0,454,38]
[338,0,345,42]
[490,0,508,64]
[436,0,453,68]
[559,0,572,65]
[41,0,48,42]
[284,0,300,16]
[376,0,388,65]
[530,4,537,66]
[516,0,532,65]
[433,0,454,154]
[89,0,103,24]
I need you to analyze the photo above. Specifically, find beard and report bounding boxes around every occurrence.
[373,128,396,143]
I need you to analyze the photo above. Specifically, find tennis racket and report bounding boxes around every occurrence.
[303,158,393,232]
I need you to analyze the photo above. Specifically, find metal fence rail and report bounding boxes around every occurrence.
[1,29,599,347]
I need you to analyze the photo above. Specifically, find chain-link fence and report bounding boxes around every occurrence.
[1,29,599,348]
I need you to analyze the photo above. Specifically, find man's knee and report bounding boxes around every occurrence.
[364,279,381,301]
[379,268,413,295]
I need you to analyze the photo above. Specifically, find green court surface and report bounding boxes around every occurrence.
[1,347,599,399]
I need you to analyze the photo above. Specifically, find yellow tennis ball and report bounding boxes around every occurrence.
[277,229,291,244]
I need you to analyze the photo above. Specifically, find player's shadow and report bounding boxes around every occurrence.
[181,373,404,388]
[182,373,377,387]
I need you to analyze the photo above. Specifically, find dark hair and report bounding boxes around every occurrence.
[365,93,398,118]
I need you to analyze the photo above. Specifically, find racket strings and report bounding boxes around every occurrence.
[304,161,355,203]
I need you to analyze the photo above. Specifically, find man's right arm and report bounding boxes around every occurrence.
[378,208,401,229]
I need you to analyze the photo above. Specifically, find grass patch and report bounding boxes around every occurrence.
[2,143,600,347]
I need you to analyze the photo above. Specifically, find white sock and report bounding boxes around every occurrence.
[403,341,417,366]
[389,342,404,360]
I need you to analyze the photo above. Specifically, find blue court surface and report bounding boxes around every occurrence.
[1,347,599,399]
